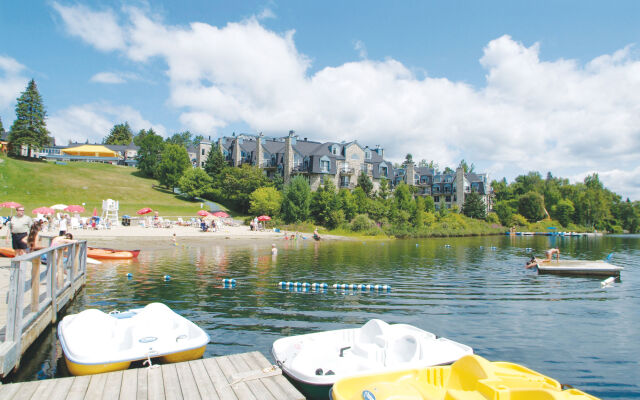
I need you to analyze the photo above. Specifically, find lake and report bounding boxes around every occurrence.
[10,234,640,399]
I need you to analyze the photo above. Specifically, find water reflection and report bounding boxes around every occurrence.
[7,235,640,399]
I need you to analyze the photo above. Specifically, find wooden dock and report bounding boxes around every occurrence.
[0,352,305,399]
[0,241,87,378]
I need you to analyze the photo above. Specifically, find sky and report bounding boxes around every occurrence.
[1,1,640,199]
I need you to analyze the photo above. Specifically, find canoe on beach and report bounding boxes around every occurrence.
[87,247,140,260]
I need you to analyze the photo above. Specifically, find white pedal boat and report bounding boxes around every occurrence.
[58,303,209,375]
[535,260,623,276]
[271,319,472,399]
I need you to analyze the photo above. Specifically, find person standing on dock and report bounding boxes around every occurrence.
[6,206,32,257]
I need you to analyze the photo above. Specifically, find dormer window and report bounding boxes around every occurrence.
[365,150,371,159]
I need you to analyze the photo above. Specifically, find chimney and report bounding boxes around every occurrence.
[284,134,294,184]
[304,137,307,142]
[256,133,264,168]
[233,137,241,167]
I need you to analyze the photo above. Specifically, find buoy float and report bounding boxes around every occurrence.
[126,273,133,279]
[601,277,615,288]
[444,244,451,248]
[163,275,171,281]
[223,278,236,286]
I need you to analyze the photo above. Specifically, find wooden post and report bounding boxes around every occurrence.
[56,248,64,290]
[69,243,77,285]
[31,258,40,312]
[50,249,57,323]
[72,243,80,282]
[6,260,26,371]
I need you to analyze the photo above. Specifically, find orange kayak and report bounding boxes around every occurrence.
[87,247,140,260]
[0,247,16,258]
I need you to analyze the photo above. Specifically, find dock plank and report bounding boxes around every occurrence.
[146,366,165,400]
[187,360,219,400]
[175,361,200,400]
[120,368,138,400]
[161,364,183,400]
[201,357,238,400]
[101,371,123,400]
[2,352,304,400]
[65,375,90,400]
[136,367,149,400]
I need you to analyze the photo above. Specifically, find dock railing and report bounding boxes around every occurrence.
[0,240,87,377]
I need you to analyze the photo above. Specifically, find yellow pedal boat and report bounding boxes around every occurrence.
[331,354,599,400]
[58,303,209,376]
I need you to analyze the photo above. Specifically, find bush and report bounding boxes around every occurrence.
[351,214,375,232]
[510,213,528,227]
[485,213,500,225]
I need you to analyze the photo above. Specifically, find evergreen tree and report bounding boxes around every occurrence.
[157,144,191,190]
[9,79,50,155]
[204,144,226,178]
[166,131,193,148]
[136,129,165,178]
[0,116,5,135]
[462,192,487,219]
[311,179,339,227]
[338,189,357,221]
[104,122,133,145]
[412,196,426,226]
[281,176,311,223]
[356,171,373,197]
[377,178,390,199]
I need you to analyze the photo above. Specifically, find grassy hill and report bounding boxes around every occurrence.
[0,155,227,217]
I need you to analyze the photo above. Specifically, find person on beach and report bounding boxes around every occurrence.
[271,243,278,255]
[27,220,45,252]
[59,214,68,236]
[6,206,32,256]
[313,227,321,241]
[51,233,75,246]
[544,248,560,262]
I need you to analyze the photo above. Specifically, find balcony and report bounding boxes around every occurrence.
[340,181,354,189]
[340,167,355,175]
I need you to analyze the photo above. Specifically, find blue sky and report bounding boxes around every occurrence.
[1,1,640,199]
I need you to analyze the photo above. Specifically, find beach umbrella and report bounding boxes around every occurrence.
[92,207,98,217]
[257,215,271,221]
[50,204,68,210]
[32,207,55,215]
[137,207,153,215]
[197,210,210,217]
[64,205,85,213]
[0,201,23,216]
[211,211,229,218]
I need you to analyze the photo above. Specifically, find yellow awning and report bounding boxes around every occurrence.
[62,145,119,158]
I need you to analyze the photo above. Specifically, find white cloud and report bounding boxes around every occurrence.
[52,2,126,51]
[353,40,367,59]
[55,6,640,199]
[257,8,275,21]
[0,55,28,111]
[47,103,166,145]
[90,71,141,84]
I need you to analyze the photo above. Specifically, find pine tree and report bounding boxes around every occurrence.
[204,144,227,178]
[9,79,50,155]
[356,171,373,197]
[0,116,5,135]
[104,122,133,145]
[462,192,487,219]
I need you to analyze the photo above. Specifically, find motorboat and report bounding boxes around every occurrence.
[272,319,472,399]
[330,354,598,400]
[87,247,140,260]
[534,260,623,276]
[58,303,209,375]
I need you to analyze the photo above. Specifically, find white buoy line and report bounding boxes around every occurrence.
[278,281,392,293]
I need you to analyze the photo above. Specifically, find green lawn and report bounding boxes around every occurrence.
[0,155,229,217]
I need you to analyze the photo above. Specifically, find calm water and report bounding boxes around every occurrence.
[10,234,640,399]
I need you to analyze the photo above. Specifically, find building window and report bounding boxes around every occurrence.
[365,150,371,159]
[351,153,360,160]
[434,196,440,202]
[435,176,441,183]
[341,176,350,187]
[202,149,205,155]
[321,160,330,172]
[201,161,205,167]
[446,196,451,202]
[361,164,367,173]
[380,166,388,177]
[446,177,452,183]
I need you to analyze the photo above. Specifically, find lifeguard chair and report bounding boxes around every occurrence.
[101,199,119,226]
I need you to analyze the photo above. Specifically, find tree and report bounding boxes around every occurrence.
[104,122,133,145]
[178,168,213,199]
[157,144,191,190]
[136,129,165,178]
[221,165,272,212]
[9,79,50,155]
[377,178,391,200]
[281,176,311,223]
[412,196,426,227]
[423,196,435,213]
[357,171,373,197]
[166,131,194,148]
[0,116,4,135]
[518,191,546,222]
[394,182,413,213]
[204,144,226,179]
[462,192,487,219]
[404,153,413,164]
[192,135,204,146]
[459,159,475,173]
[311,179,339,227]
[249,187,282,217]
[338,189,357,221]
[552,199,575,227]
[494,201,514,226]
[443,166,454,174]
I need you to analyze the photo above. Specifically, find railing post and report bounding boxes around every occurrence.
[56,248,64,290]
[73,242,80,280]
[30,257,40,312]
[69,243,76,285]
[6,260,25,359]
[50,249,57,322]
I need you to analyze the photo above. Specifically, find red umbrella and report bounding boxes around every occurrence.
[211,211,229,218]
[32,207,55,215]
[92,207,98,217]
[197,210,210,217]
[257,215,271,221]
[0,201,22,209]
[137,207,153,215]
[64,205,85,213]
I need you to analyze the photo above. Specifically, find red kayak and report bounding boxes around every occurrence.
[0,247,16,258]
[87,247,140,260]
